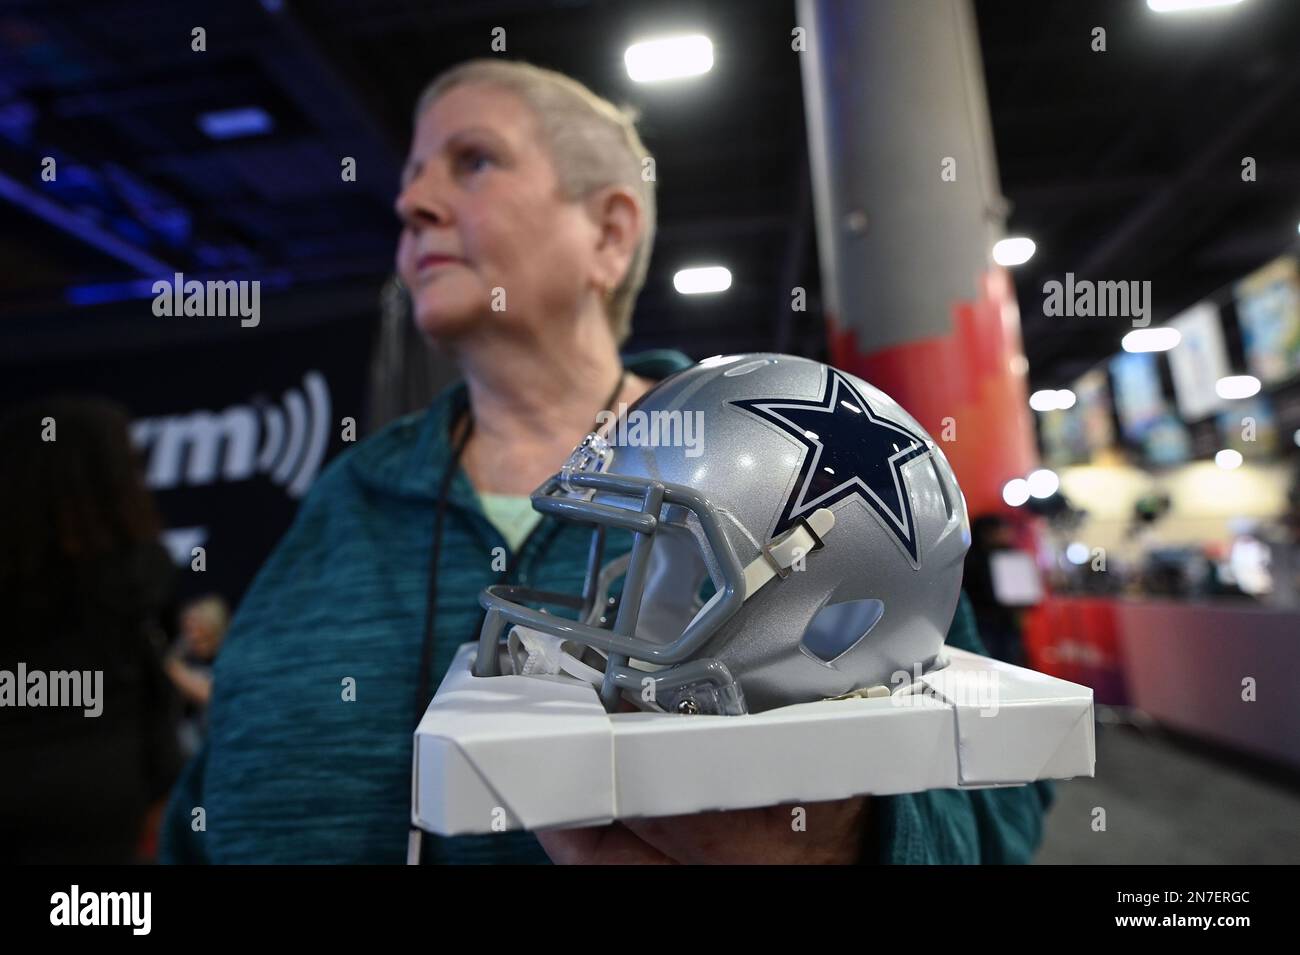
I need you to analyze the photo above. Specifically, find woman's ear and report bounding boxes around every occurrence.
[585,185,642,290]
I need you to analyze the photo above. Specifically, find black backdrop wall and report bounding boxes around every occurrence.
[2,293,379,608]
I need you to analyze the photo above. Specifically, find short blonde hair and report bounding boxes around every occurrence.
[416,59,655,344]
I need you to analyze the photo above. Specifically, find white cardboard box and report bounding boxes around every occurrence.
[412,642,1095,836]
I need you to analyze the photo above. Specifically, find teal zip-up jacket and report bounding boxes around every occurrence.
[160,349,1053,864]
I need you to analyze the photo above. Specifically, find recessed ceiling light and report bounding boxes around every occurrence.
[1215,375,1260,400]
[673,266,731,295]
[625,35,714,83]
[1122,327,1182,352]
[1148,0,1244,12]
[992,237,1036,267]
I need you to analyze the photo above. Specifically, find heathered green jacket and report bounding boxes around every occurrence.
[160,349,1053,865]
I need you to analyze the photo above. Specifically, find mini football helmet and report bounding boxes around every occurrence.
[475,353,970,715]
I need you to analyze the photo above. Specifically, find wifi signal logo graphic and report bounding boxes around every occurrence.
[132,371,332,498]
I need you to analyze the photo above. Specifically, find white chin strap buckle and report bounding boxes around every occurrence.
[742,507,836,599]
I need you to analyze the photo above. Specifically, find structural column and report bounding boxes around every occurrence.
[797,0,1037,515]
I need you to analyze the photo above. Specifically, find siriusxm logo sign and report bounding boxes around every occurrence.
[131,371,331,498]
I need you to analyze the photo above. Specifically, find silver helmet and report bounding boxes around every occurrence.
[475,354,970,716]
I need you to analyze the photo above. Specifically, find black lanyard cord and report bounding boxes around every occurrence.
[413,369,627,728]
[413,415,474,729]
[408,370,628,863]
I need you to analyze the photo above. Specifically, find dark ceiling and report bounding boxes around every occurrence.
[978,0,1300,387]
[2,0,1298,391]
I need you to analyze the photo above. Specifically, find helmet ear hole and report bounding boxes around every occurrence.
[799,598,885,666]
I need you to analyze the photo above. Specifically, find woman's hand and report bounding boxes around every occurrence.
[535,796,870,865]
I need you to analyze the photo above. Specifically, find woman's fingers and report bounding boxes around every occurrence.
[535,822,679,865]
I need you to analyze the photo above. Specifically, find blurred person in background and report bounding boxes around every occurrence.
[962,514,1028,667]
[1198,540,1251,600]
[0,397,183,863]
[160,58,1051,865]
[164,595,230,756]
[1259,464,1300,608]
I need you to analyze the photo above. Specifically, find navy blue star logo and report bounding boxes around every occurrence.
[730,368,932,564]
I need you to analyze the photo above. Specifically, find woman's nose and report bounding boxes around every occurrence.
[394,174,451,229]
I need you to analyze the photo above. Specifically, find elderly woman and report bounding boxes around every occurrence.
[161,59,1051,865]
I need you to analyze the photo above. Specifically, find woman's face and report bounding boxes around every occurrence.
[181,610,221,659]
[394,84,598,340]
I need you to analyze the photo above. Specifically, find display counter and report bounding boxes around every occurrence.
[1023,596,1299,770]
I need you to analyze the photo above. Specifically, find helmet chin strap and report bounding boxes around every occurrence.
[741,507,836,599]
[670,506,837,648]
[505,625,667,712]
[507,625,606,685]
